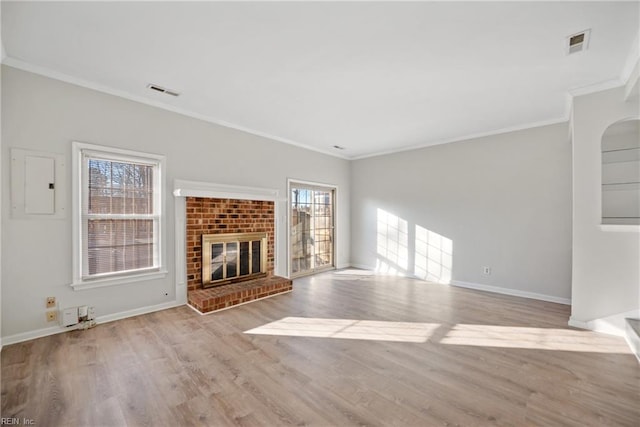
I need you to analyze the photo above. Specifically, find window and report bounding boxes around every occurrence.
[289,181,335,277]
[72,142,166,289]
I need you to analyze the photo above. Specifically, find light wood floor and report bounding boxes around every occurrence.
[2,270,639,426]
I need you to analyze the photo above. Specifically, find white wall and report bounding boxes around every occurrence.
[571,85,639,324]
[0,16,3,349]
[351,122,572,302]
[1,66,350,340]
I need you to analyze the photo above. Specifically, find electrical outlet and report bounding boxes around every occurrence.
[46,311,57,322]
[46,296,56,308]
[483,266,492,275]
[78,305,88,321]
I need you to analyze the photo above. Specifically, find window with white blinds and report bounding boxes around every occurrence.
[72,142,166,289]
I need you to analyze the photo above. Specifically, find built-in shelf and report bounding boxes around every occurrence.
[601,121,640,227]
[602,182,640,186]
[602,147,640,153]
[600,224,640,232]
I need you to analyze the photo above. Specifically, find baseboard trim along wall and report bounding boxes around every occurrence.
[2,300,184,347]
[348,264,413,278]
[569,309,640,337]
[95,300,184,325]
[450,280,571,305]
[349,263,380,272]
[568,317,589,329]
[346,265,571,305]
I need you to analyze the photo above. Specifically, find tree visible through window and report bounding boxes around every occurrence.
[290,183,335,277]
[74,142,164,285]
[87,159,155,275]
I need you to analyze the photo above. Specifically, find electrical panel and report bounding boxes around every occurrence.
[11,148,66,219]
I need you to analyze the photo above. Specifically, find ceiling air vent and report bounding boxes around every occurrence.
[147,84,180,97]
[566,29,590,55]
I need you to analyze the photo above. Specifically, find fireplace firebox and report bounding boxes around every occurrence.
[202,232,268,288]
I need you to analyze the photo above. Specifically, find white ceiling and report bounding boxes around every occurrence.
[2,1,639,159]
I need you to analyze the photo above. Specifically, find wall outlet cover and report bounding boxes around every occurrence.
[78,305,88,320]
[62,307,79,327]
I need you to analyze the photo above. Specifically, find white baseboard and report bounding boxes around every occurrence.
[345,267,571,306]
[335,261,353,270]
[96,300,183,324]
[347,263,376,271]
[450,280,571,305]
[569,309,640,337]
[2,324,72,347]
[2,300,184,347]
[568,317,589,329]
[624,319,640,363]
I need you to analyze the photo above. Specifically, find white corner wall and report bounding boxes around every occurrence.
[571,85,640,325]
[351,122,573,302]
[1,66,350,341]
[0,39,3,352]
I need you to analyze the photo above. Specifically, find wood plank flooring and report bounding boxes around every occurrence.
[2,270,639,426]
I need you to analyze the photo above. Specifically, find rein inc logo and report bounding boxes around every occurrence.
[1,419,35,425]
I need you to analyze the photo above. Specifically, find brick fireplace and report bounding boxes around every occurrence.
[185,197,292,313]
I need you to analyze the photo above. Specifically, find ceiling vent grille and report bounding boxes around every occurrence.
[566,29,590,55]
[147,84,180,97]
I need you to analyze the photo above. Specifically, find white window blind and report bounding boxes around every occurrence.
[73,142,165,288]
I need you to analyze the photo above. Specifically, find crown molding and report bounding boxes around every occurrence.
[351,116,570,161]
[1,51,632,163]
[567,78,625,97]
[621,29,640,84]
[1,56,351,161]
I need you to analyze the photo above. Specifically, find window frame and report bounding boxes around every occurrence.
[72,141,167,290]
[288,179,337,278]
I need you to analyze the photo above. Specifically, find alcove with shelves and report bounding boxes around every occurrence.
[601,120,640,226]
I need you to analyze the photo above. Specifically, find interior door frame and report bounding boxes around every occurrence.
[287,179,338,278]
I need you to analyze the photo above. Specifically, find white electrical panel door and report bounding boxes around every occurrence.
[11,148,66,219]
[24,155,55,214]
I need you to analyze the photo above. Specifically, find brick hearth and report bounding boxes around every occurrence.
[188,275,292,314]
[185,196,292,314]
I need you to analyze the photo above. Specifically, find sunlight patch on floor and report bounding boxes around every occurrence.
[245,317,631,353]
[440,324,631,353]
[245,317,439,343]
[333,269,376,276]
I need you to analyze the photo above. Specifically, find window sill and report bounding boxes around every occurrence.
[71,270,168,291]
[600,224,640,232]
